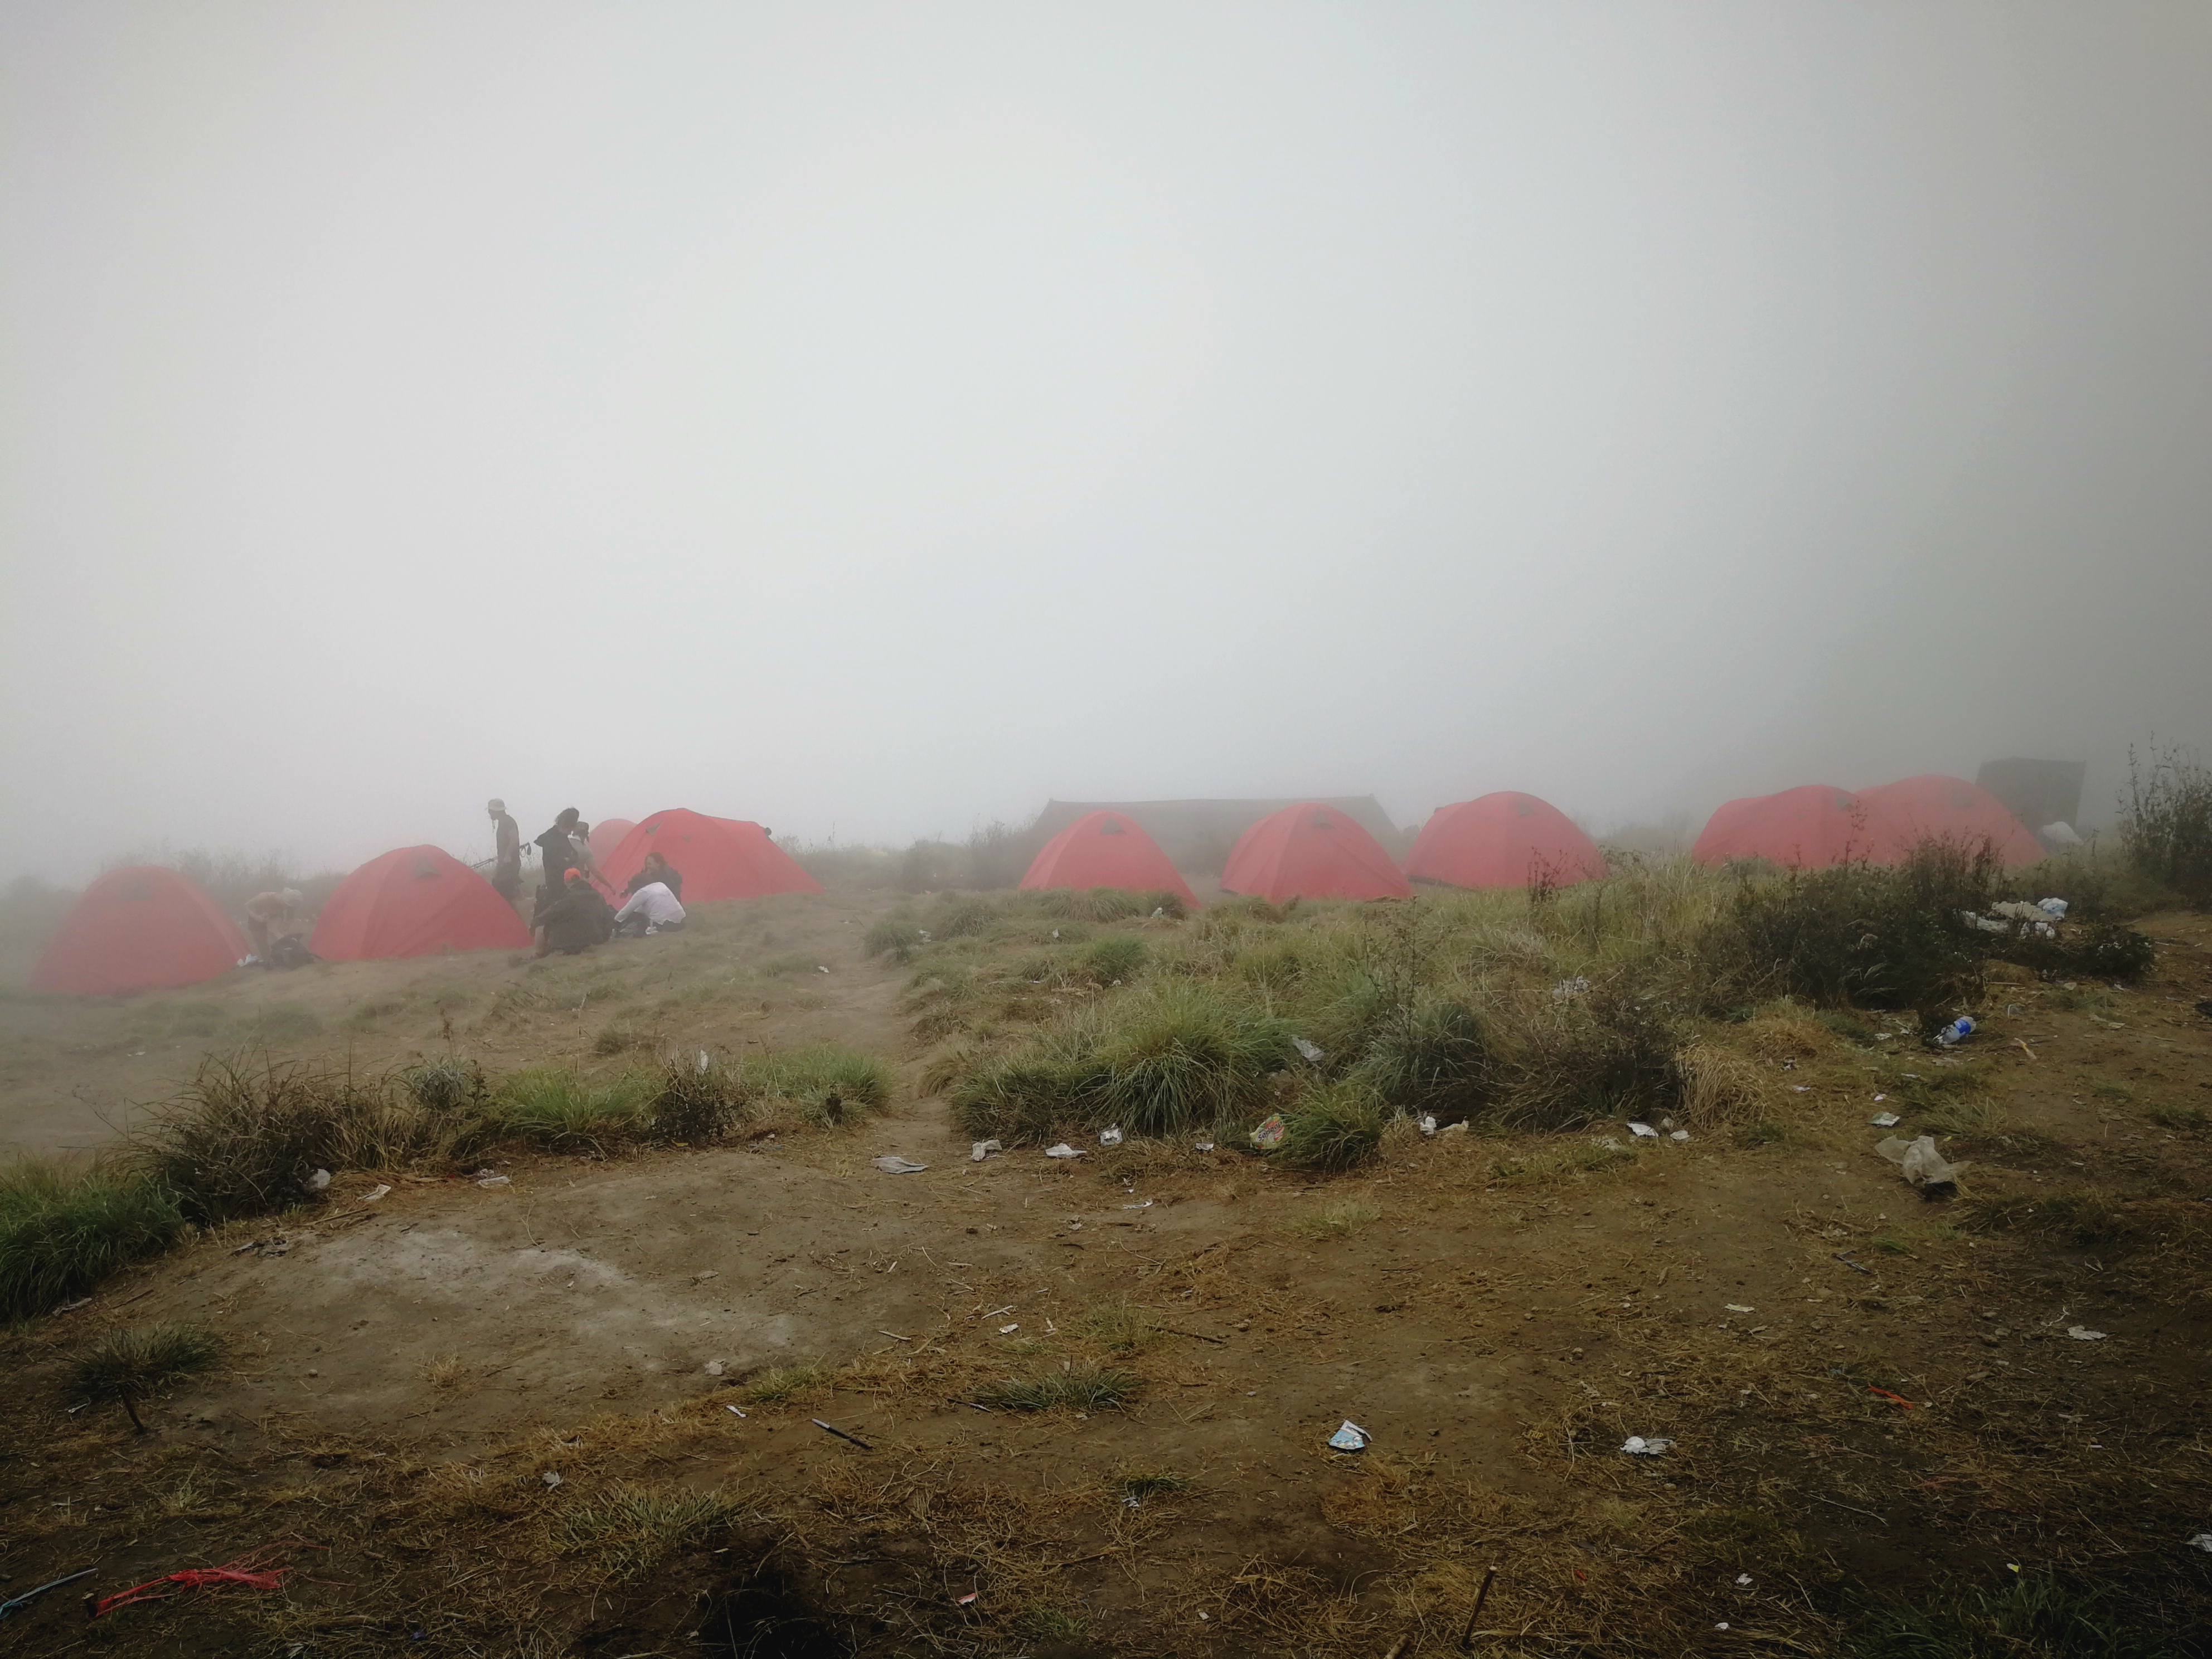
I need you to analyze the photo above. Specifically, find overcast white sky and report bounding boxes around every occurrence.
[4,2,2208,879]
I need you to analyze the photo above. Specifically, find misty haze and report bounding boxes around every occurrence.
[4,6,2211,1655]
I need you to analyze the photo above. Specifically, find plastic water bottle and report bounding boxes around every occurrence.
[1935,1015,1975,1047]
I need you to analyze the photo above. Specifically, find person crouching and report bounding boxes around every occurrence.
[612,878,686,938]
[535,868,614,957]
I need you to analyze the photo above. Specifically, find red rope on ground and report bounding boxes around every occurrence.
[90,1542,323,1619]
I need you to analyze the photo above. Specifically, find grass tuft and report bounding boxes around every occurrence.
[1274,1081,1387,1173]
[0,1160,184,1320]
[66,1323,223,1433]
[549,1482,750,1581]
[979,1367,1140,1413]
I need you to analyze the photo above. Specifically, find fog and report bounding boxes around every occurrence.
[4,2,2209,882]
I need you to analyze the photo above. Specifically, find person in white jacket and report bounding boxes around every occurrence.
[612,880,686,937]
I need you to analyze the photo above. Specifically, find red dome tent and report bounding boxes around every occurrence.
[1405,793,1607,890]
[31,866,246,996]
[1690,785,1888,869]
[1018,811,1198,906]
[586,818,637,863]
[1859,775,2046,867]
[599,810,823,903]
[1222,803,1413,904]
[310,846,532,961]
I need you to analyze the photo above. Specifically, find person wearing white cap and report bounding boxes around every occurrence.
[241,887,307,962]
[487,798,522,901]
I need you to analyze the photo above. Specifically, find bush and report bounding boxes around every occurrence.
[1999,920,2158,983]
[137,1055,467,1224]
[1039,887,1144,924]
[1082,935,1149,984]
[728,1045,892,1127]
[648,1056,737,1142]
[1486,981,1685,1130]
[864,911,921,960]
[1090,986,1296,1137]
[1710,842,1999,1030]
[404,1058,487,1114]
[66,1323,223,1433]
[948,985,1293,1142]
[0,1161,184,1320]
[1347,998,1488,1119]
[2121,744,2212,905]
[1274,1080,1386,1173]
[497,1068,657,1152]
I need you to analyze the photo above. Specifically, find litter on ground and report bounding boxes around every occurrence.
[969,1139,1003,1162]
[1045,1143,1084,1159]
[1621,1435,1672,1456]
[1099,1127,1125,1147]
[1627,1122,1660,1138]
[1251,1115,1287,1149]
[1870,1112,1901,1127]
[871,1155,928,1174]
[1328,1420,1370,1452]
[2068,1326,2108,1341]
[1875,1134,1963,1197]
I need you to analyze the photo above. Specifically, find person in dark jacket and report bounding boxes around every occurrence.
[623,850,682,901]
[533,809,584,920]
[534,868,613,957]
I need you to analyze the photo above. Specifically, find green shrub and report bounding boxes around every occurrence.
[66,1323,223,1434]
[1709,842,1999,1029]
[2121,744,2212,905]
[648,1056,737,1142]
[1274,1081,1386,1173]
[948,1053,1102,1143]
[1347,997,1488,1118]
[1040,887,1144,924]
[728,1045,892,1126]
[404,1058,487,1114]
[1486,982,1684,1129]
[1082,935,1149,984]
[864,911,921,959]
[137,1055,458,1224]
[497,1068,657,1151]
[1090,986,1295,1137]
[0,1161,184,1320]
[2000,921,2157,983]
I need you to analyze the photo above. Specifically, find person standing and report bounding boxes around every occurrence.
[487,799,522,901]
[533,808,583,918]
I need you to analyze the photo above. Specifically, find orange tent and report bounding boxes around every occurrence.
[599,809,823,902]
[31,866,246,995]
[586,818,637,862]
[310,846,532,961]
[1222,803,1413,903]
[1019,811,1197,905]
[1859,775,2046,866]
[1405,793,1606,890]
[1690,785,1888,869]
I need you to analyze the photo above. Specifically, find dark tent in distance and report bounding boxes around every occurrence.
[310,846,532,961]
[1859,775,2046,867]
[1691,785,1889,869]
[31,866,246,995]
[587,818,637,863]
[1018,810,1198,906]
[599,809,823,903]
[1405,793,1606,890]
[1222,803,1413,903]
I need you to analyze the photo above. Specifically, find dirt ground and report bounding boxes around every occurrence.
[3,895,2211,1655]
